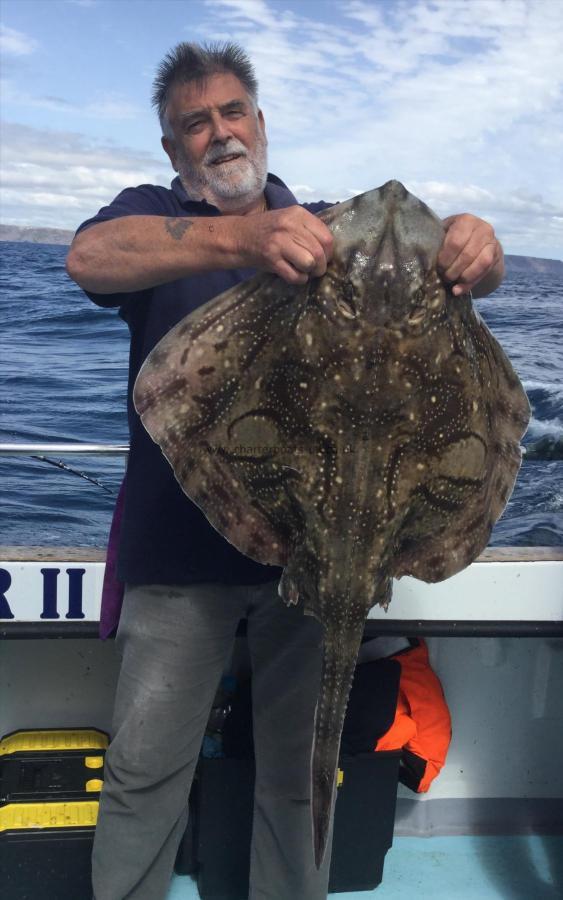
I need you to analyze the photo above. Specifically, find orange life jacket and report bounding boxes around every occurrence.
[375,639,452,793]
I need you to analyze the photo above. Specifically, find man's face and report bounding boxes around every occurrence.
[162,72,268,211]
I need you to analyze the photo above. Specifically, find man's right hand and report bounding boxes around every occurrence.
[238,207,334,285]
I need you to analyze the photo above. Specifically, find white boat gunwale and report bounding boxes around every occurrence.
[1,546,561,640]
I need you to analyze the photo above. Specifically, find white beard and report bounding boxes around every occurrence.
[177,128,268,211]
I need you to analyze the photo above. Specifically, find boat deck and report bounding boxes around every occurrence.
[168,834,563,899]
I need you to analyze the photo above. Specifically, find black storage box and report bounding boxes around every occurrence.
[178,750,400,899]
[329,752,400,893]
[0,728,107,900]
[1,800,99,900]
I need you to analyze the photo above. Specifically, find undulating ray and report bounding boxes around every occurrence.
[134,181,530,867]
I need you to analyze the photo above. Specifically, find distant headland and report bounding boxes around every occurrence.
[1,225,75,245]
[1,224,562,275]
[503,255,563,275]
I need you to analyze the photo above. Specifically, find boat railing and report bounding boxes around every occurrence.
[0,443,129,455]
[0,441,556,460]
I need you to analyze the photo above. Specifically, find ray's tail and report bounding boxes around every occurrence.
[311,616,366,868]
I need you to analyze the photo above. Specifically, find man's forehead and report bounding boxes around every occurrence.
[168,72,252,115]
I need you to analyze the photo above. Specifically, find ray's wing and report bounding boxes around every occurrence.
[390,308,530,583]
[134,272,315,567]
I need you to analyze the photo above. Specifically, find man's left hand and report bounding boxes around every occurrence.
[438,214,504,299]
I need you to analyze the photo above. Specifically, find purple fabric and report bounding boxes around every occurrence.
[99,478,126,639]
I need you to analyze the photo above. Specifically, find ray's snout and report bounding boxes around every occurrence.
[336,180,445,328]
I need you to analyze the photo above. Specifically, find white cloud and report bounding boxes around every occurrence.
[1,80,142,121]
[0,122,171,229]
[202,0,298,31]
[409,182,563,220]
[406,180,563,257]
[0,24,38,56]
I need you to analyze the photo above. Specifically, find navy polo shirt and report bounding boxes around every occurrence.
[77,174,330,585]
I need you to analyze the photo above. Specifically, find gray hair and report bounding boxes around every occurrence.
[152,41,259,136]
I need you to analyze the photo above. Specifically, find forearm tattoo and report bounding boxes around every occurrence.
[165,218,194,240]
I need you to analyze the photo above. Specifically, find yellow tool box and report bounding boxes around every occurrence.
[0,728,108,900]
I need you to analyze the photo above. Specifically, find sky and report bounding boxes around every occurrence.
[1,0,562,259]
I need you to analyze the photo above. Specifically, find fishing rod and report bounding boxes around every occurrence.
[0,442,129,496]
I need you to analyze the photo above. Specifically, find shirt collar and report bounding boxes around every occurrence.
[170,173,298,213]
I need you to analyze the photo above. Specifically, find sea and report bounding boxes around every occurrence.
[1,241,562,549]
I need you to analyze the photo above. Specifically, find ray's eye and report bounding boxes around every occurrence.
[335,297,356,319]
[413,288,425,307]
[335,281,357,319]
[406,288,428,326]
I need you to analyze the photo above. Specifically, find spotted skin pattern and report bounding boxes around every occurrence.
[134,181,530,867]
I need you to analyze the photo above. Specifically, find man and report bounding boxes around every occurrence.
[67,42,504,900]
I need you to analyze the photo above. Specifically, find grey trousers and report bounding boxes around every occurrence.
[91,580,334,900]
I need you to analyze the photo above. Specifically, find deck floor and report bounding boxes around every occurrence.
[167,834,563,899]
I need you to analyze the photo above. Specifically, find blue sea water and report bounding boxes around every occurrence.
[0,241,562,548]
